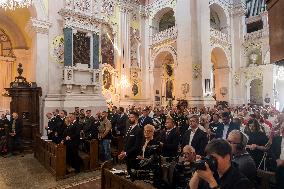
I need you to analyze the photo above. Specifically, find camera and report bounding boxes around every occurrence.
[191,155,218,172]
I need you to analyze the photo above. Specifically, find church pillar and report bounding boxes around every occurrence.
[25,18,51,96]
[118,3,132,102]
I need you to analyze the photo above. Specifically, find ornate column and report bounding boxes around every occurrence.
[25,18,52,96]
[118,2,132,101]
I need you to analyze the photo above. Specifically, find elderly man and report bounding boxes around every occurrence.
[227,130,256,182]
[8,112,23,156]
[173,145,196,189]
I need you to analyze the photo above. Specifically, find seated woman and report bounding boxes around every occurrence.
[246,119,268,168]
[137,124,160,161]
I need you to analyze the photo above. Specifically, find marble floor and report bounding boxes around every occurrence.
[0,154,101,189]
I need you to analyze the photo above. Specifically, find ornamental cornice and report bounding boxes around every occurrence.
[59,8,103,33]
[25,18,52,35]
[240,65,264,81]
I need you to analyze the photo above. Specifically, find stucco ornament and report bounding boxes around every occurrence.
[193,64,202,79]
[242,65,263,81]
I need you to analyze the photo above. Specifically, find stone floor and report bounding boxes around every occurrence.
[0,154,101,189]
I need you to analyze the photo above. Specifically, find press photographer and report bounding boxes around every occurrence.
[189,139,253,189]
[172,145,196,189]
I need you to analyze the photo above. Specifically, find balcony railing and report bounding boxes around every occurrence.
[210,28,230,43]
[244,28,269,41]
[151,26,178,45]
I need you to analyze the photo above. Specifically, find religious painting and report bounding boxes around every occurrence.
[166,80,173,99]
[73,31,90,67]
[165,64,173,77]
[50,35,64,64]
[103,69,112,90]
[132,83,139,96]
[101,29,114,67]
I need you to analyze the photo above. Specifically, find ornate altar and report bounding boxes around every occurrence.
[5,63,42,141]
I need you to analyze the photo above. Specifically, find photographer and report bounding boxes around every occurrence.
[172,145,196,189]
[189,139,253,189]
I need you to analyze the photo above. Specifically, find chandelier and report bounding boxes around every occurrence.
[0,0,33,10]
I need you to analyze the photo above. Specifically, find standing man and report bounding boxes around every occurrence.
[181,115,208,156]
[138,107,153,129]
[98,111,112,161]
[227,130,256,182]
[118,111,143,174]
[8,112,23,155]
[62,113,81,173]
[83,110,98,139]
[215,112,239,139]
[160,116,180,158]
[45,112,56,140]
[114,107,128,136]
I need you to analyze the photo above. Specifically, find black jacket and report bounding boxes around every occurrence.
[124,125,143,159]
[140,138,160,159]
[181,128,208,156]
[115,113,129,136]
[215,122,240,139]
[160,127,180,157]
[63,120,81,145]
[138,116,153,128]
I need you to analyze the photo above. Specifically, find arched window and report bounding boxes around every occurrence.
[158,10,175,32]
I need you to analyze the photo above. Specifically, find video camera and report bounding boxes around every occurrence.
[191,155,218,172]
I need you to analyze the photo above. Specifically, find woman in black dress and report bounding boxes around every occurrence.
[246,119,268,167]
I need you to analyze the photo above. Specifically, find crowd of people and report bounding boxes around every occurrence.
[0,111,24,157]
[1,103,284,189]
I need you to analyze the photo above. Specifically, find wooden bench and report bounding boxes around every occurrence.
[101,161,156,189]
[78,139,99,171]
[34,135,66,180]
[257,169,276,189]
[34,136,99,179]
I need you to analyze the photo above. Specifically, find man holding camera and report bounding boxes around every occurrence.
[189,139,253,189]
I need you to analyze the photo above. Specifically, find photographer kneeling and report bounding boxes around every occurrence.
[189,139,253,189]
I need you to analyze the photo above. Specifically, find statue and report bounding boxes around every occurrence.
[10,63,31,88]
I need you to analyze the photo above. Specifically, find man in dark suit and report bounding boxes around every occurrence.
[118,111,143,174]
[138,107,153,129]
[181,115,208,156]
[53,110,66,144]
[45,112,57,140]
[159,116,180,158]
[270,124,284,189]
[8,112,23,155]
[215,112,240,139]
[62,113,81,172]
[83,110,98,139]
[114,107,129,136]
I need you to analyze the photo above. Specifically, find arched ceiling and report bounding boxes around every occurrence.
[0,8,31,49]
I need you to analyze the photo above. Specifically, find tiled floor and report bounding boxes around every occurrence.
[0,154,101,189]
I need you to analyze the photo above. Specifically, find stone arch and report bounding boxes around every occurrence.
[29,0,48,21]
[211,47,230,102]
[151,7,175,34]
[151,45,177,68]
[209,3,229,34]
[152,50,176,106]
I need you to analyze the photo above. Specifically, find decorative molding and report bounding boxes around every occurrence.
[151,26,177,46]
[231,2,246,16]
[244,28,269,42]
[241,65,263,81]
[193,64,202,79]
[151,45,178,67]
[25,18,52,35]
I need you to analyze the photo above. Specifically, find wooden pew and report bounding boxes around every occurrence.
[111,136,124,164]
[101,161,155,189]
[34,136,99,179]
[257,169,276,189]
[79,139,99,171]
[34,135,66,180]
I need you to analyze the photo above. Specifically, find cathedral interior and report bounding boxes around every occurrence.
[0,0,284,189]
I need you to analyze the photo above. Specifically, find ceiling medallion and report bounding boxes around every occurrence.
[0,0,33,10]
